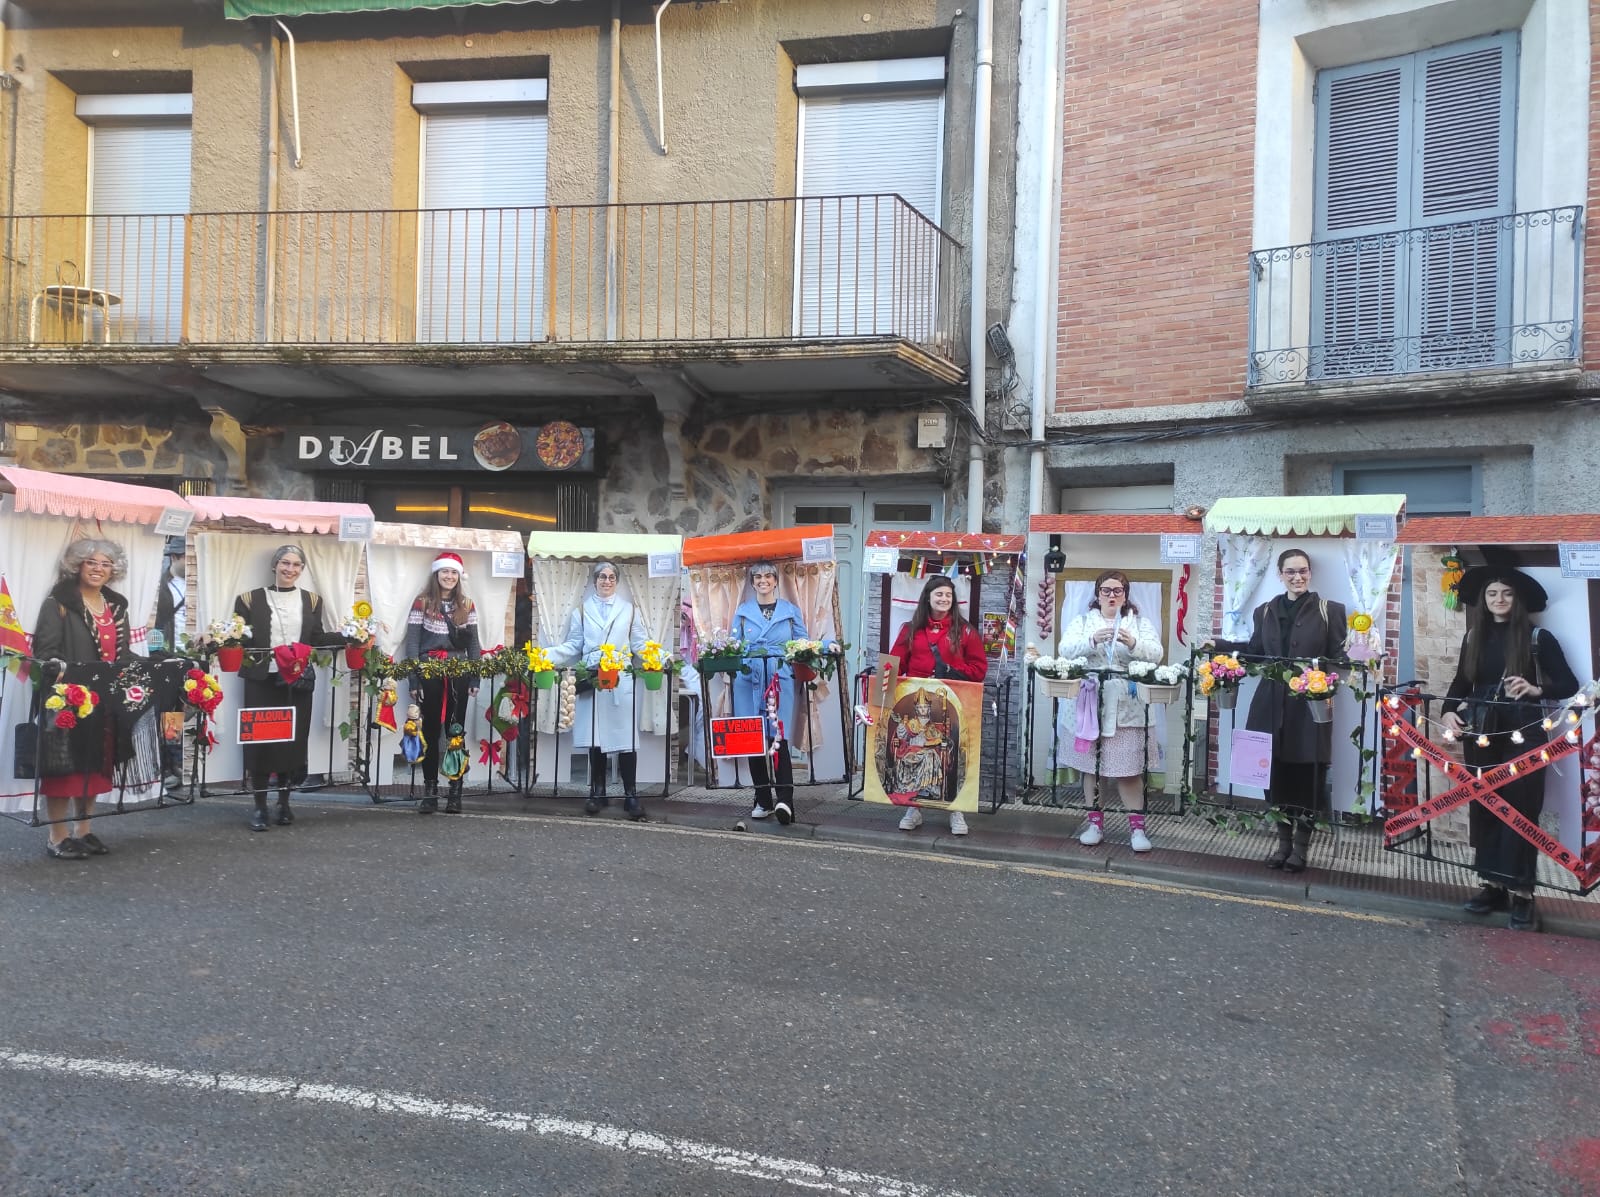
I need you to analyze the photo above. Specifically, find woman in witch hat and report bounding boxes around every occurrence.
[1440,558,1578,932]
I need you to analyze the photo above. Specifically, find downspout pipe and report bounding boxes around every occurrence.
[653,0,673,154]
[606,0,621,338]
[1028,0,1065,516]
[273,19,302,169]
[965,0,993,533]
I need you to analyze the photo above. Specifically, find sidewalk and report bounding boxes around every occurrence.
[424,781,1600,940]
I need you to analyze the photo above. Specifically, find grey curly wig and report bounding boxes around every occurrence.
[59,538,129,583]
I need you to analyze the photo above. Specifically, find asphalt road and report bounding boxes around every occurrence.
[1,799,1597,1197]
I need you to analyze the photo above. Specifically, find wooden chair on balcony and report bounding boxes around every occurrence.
[28,260,120,345]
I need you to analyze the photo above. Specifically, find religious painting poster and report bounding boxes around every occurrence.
[863,675,983,813]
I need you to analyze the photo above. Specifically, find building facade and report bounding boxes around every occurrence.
[1045,0,1593,527]
[0,0,1021,621]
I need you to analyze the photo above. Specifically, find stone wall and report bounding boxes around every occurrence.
[10,420,225,483]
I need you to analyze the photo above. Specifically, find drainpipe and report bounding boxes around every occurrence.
[653,0,673,154]
[273,19,302,169]
[964,0,993,533]
[263,20,280,341]
[1028,0,1064,515]
[606,0,621,338]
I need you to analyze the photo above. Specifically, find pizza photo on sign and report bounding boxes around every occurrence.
[473,421,522,472]
[535,420,584,470]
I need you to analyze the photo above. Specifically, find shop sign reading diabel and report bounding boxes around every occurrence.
[292,420,593,474]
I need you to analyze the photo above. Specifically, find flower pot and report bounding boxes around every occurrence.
[791,661,818,684]
[532,669,557,691]
[345,644,369,671]
[1307,697,1334,724]
[1136,682,1182,706]
[1039,676,1082,701]
[639,669,664,691]
[1212,687,1237,710]
[216,645,244,673]
[596,667,621,691]
[700,657,744,676]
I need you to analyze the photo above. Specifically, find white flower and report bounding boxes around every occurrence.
[1128,660,1155,679]
[1033,656,1059,676]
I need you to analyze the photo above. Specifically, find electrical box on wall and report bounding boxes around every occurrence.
[916,411,948,449]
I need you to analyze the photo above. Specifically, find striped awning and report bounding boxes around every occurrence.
[1204,495,1406,537]
[224,0,572,18]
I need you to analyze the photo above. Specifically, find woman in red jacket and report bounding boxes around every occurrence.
[887,575,988,835]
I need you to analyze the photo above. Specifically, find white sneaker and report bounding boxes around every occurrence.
[750,804,772,819]
[1130,828,1153,853]
[948,811,969,836]
[1078,821,1104,847]
[898,806,924,831]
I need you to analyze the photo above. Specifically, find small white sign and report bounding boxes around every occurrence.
[338,515,374,542]
[1558,542,1600,579]
[1158,534,1201,565]
[648,552,681,578]
[801,536,836,563]
[864,547,899,574]
[1355,513,1398,541]
[153,507,193,538]
[492,550,525,578]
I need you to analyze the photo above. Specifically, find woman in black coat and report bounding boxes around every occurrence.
[32,538,135,860]
[232,544,345,831]
[1439,565,1577,932]
[1225,547,1347,873]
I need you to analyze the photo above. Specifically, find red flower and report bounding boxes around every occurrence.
[54,711,77,730]
[64,684,88,706]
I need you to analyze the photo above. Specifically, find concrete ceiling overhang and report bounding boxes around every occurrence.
[0,340,963,417]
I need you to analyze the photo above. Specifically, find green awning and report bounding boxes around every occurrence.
[527,532,681,561]
[1204,495,1406,537]
[225,0,568,18]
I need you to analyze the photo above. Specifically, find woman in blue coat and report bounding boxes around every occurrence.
[730,561,807,825]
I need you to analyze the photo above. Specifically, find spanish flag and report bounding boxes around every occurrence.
[0,576,31,680]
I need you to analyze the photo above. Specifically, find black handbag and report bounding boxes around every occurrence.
[13,721,37,779]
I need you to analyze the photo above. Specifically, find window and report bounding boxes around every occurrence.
[364,480,594,533]
[80,93,192,343]
[796,58,944,340]
[1314,35,1515,378]
[1337,461,1477,516]
[415,79,548,343]
[1060,483,1175,515]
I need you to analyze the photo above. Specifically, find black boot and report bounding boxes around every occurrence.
[1264,820,1292,869]
[419,781,438,814]
[1463,883,1509,915]
[276,788,294,826]
[445,779,462,814]
[250,790,270,832]
[1283,819,1313,874]
[1508,891,1540,932]
[619,751,647,821]
[585,749,609,815]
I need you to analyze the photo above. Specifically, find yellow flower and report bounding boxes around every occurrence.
[354,600,373,620]
[1348,612,1373,634]
[44,695,64,710]
[523,643,554,673]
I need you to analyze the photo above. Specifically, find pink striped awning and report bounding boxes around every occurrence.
[186,496,373,535]
[0,466,190,526]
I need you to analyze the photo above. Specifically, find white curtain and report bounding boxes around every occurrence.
[619,562,680,735]
[299,538,364,638]
[194,532,291,635]
[1342,539,1399,661]
[1218,535,1272,643]
[362,544,438,658]
[528,556,590,735]
[1058,581,1164,658]
[0,501,79,642]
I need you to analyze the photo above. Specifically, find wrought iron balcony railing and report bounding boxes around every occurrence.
[0,195,964,362]
[1247,206,1582,387]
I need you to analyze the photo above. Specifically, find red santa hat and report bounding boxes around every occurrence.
[431,552,467,576]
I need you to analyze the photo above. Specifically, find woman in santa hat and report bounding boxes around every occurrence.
[403,551,481,813]
[1440,560,1578,932]
[233,544,347,831]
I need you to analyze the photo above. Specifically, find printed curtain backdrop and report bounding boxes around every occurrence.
[1218,535,1272,642]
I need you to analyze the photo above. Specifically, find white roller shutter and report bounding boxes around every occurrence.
[88,119,192,343]
[797,80,944,339]
[419,105,548,343]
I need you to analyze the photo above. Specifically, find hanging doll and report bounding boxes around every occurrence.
[400,703,426,766]
[439,722,469,814]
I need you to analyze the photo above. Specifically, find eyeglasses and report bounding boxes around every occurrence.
[83,559,114,570]
[595,573,617,582]
[1097,586,1125,596]
[1281,568,1311,578]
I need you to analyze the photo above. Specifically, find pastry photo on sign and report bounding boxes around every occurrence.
[473,421,522,471]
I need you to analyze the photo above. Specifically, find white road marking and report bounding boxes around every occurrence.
[0,1046,974,1197]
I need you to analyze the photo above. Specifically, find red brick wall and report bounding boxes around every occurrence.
[1055,0,1259,415]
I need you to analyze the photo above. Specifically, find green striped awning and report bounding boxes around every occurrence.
[224,0,570,17]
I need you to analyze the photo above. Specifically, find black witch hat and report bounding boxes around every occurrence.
[1452,547,1548,613]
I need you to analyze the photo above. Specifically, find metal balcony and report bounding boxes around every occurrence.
[1247,206,1582,390]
